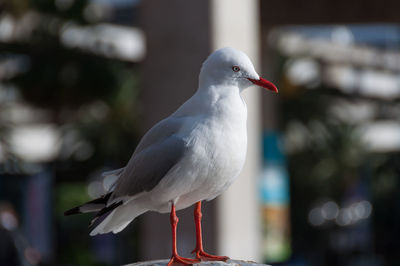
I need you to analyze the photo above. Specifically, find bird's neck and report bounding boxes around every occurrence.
[197,83,240,104]
[172,83,246,119]
[193,83,247,119]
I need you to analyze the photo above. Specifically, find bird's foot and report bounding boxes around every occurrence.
[167,254,200,266]
[192,249,230,262]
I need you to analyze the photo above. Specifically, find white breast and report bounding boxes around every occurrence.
[148,87,248,212]
[175,92,248,209]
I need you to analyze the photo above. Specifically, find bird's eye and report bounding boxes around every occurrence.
[232,66,240,72]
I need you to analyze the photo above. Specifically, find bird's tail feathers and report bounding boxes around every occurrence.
[89,199,146,236]
[88,201,123,235]
[65,167,125,216]
[64,192,112,216]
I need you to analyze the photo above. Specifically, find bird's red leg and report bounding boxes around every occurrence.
[191,201,229,261]
[167,203,199,266]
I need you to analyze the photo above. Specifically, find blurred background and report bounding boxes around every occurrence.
[1,0,400,265]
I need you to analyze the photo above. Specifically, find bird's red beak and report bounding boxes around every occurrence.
[248,77,278,93]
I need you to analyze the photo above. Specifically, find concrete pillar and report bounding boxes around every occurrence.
[211,0,262,261]
[139,0,213,260]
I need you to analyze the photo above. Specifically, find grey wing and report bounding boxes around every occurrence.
[133,117,184,155]
[103,117,183,194]
[111,130,186,200]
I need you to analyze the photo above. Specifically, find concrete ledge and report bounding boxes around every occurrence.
[124,259,270,266]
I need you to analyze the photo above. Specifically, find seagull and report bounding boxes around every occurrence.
[65,47,278,265]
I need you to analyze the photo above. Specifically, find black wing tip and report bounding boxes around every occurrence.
[64,207,81,216]
[88,201,123,231]
[64,192,113,216]
[93,201,122,219]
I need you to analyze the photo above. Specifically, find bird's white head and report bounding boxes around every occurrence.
[199,47,278,93]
